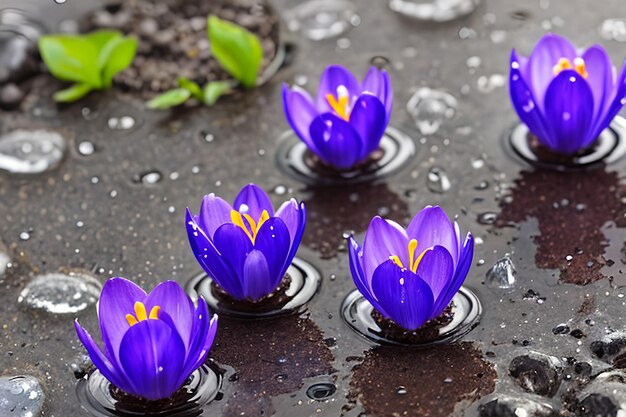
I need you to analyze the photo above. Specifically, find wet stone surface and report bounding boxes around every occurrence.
[3,0,626,416]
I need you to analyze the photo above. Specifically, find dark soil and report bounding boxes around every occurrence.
[304,148,385,177]
[497,168,626,285]
[211,274,293,313]
[210,315,335,417]
[84,0,280,96]
[302,183,409,259]
[528,134,600,166]
[372,305,454,344]
[349,342,496,417]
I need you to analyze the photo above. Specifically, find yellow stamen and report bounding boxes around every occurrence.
[230,209,270,243]
[149,305,160,320]
[125,301,161,327]
[389,239,434,274]
[326,94,350,120]
[389,255,404,268]
[134,301,147,321]
[553,57,588,78]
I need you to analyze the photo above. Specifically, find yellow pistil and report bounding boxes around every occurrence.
[325,85,351,121]
[389,239,433,273]
[125,301,160,327]
[552,57,588,78]
[231,209,270,243]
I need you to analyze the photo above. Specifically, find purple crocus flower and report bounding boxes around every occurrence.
[74,278,218,401]
[282,65,393,169]
[510,33,626,155]
[347,206,474,331]
[186,183,306,301]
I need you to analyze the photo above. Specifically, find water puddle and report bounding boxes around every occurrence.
[340,286,482,346]
[76,363,222,417]
[504,116,626,170]
[406,87,457,135]
[0,375,45,417]
[0,129,67,174]
[388,0,481,22]
[186,257,321,319]
[285,0,360,41]
[275,127,415,186]
[18,271,102,314]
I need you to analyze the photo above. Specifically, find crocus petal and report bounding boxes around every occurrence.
[582,45,614,127]
[144,281,195,351]
[213,223,254,282]
[241,249,273,301]
[316,64,361,113]
[186,209,243,299]
[118,316,186,401]
[348,235,388,315]
[543,70,594,154]
[253,217,291,288]
[197,194,233,239]
[432,233,474,316]
[406,206,459,266]
[283,84,320,153]
[182,299,217,378]
[362,216,409,282]
[309,113,363,169]
[75,320,131,393]
[414,245,454,307]
[275,199,301,242]
[361,67,393,123]
[527,33,577,105]
[510,49,552,146]
[98,278,147,365]
[349,94,387,157]
[275,201,306,279]
[370,260,435,331]
[592,60,626,141]
[233,184,274,218]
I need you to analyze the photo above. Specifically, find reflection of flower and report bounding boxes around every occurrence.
[186,184,305,301]
[347,206,474,331]
[510,33,626,154]
[74,278,218,401]
[283,65,393,169]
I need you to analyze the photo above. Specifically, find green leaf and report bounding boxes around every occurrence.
[146,88,191,109]
[85,30,122,53]
[207,15,263,89]
[53,83,94,102]
[99,36,138,87]
[38,35,102,87]
[203,81,232,106]
[178,77,204,100]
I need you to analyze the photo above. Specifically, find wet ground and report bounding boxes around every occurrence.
[3,0,626,416]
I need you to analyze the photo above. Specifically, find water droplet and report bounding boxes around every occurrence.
[426,166,451,193]
[136,170,162,185]
[286,0,358,41]
[19,231,30,241]
[77,141,95,156]
[407,87,457,135]
[0,129,66,174]
[485,257,517,289]
[0,252,9,279]
[107,116,135,131]
[600,19,626,42]
[490,30,507,44]
[306,383,337,400]
[388,0,480,22]
[275,374,287,383]
[273,185,287,195]
[477,74,506,93]
[477,212,497,225]
[474,180,489,190]
[396,386,408,395]
[552,323,570,335]
[18,272,102,314]
[466,56,481,70]
[200,131,215,143]
[54,0,67,3]
[370,56,391,70]
[0,376,45,417]
[336,37,351,49]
